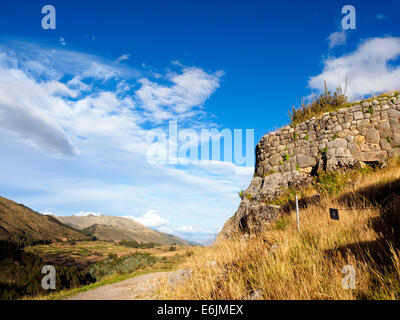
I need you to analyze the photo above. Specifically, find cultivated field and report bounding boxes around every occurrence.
[25,241,195,269]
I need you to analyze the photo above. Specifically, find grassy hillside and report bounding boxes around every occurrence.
[57,215,190,245]
[158,159,400,300]
[0,197,88,242]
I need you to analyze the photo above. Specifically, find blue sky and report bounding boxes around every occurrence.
[0,0,400,243]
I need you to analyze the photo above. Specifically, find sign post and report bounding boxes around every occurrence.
[295,195,300,232]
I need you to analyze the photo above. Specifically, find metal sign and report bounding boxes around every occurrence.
[329,208,339,220]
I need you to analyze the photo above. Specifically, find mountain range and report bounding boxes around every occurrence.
[0,196,191,245]
[0,196,86,241]
[57,214,191,245]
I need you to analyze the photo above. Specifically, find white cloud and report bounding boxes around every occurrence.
[136,67,224,122]
[309,37,400,99]
[0,68,77,155]
[59,37,67,46]
[327,31,347,50]
[74,211,101,216]
[0,40,251,246]
[116,54,130,62]
[130,210,170,228]
[82,62,121,80]
[42,212,56,216]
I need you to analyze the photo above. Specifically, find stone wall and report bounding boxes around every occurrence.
[255,92,400,177]
[219,91,400,240]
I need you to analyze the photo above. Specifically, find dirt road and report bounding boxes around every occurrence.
[66,271,172,300]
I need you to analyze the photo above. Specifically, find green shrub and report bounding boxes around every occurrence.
[89,252,157,281]
[313,172,346,196]
[275,217,289,230]
[0,240,95,300]
[288,81,347,125]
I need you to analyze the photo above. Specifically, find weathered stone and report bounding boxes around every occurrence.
[296,154,317,168]
[365,128,380,144]
[390,135,400,147]
[348,142,361,154]
[388,109,400,118]
[360,142,381,153]
[335,147,352,158]
[326,158,359,172]
[353,111,363,120]
[327,138,347,148]
[168,269,193,289]
[249,290,263,300]
[390,118,399,126]
[380,139,392,151]
[346,135,354,142]
[362,101,370,107]
[269,154,283,166]
[349,105,361,112]
[357,119,370,127]
[355,151,387,162]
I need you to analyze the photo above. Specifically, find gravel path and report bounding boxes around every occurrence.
[66,271,172,300]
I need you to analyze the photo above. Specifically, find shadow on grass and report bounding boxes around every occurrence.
[327,178,400,274]
[281,176,400,270]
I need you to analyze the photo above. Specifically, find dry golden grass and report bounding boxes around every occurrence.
[158,162,400,300]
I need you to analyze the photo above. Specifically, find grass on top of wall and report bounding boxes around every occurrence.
[288,82,399,127]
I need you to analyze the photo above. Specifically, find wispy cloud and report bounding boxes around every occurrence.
[327,31,347,50]
[116,54,130,62]
[136,67,224,122]
[59,37,67,46]
[0,67,77,155]
[0,40,252,244]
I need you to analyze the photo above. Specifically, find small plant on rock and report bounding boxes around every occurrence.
[284,154,290,162]
[367,106,374,114]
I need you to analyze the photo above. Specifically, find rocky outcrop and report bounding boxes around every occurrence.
[219,91,400,239]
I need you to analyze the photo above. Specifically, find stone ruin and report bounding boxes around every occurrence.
[219,91,400,239]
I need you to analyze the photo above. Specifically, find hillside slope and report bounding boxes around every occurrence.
[0,196,87,241]
[159,154,400,300]
[57,215,190,245]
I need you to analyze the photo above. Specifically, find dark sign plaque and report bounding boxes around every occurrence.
[329,208,339,220]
